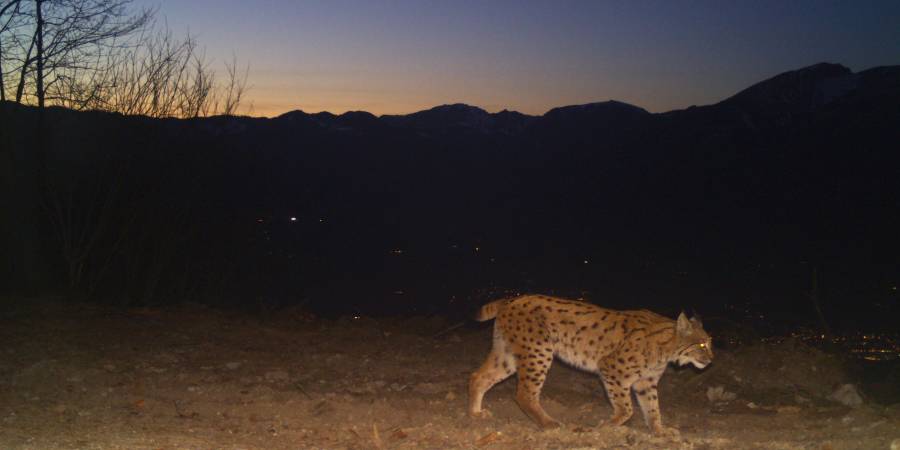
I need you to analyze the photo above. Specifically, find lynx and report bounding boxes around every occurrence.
[468,294,712,436]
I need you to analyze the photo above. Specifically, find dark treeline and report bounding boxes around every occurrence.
[2,62,898,331]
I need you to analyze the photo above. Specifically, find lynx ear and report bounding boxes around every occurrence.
[690,309,703,327]
[676,311,693,335]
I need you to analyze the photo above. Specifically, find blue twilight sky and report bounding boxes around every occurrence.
[134,0,900,117]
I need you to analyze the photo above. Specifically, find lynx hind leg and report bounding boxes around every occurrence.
[468,339,515,418]
[514,348,561,429]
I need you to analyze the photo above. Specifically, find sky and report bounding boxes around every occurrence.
[134,0,900,117]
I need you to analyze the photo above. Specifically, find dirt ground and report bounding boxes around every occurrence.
[2,297,899,449]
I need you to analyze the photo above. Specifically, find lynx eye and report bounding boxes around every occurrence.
[699,343,707,349]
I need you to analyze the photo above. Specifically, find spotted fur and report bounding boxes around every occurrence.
[468,294,713,436]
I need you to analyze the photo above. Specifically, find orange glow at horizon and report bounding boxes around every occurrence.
[229,72,657,118]
[136,1,900,119]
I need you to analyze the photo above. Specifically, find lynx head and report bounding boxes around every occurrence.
[672,312,713,369]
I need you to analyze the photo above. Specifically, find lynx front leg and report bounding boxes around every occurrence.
[599,372,634,427]
[633,378,679,437]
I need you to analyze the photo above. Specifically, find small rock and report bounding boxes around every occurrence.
[828,384,863,408]
[706,386,737,403]
[265,370,290,383]
[890,438,900,450]
[51,404,67,414]
[225,362,242,370]
[102,364,116,372]
[445,391,457,401]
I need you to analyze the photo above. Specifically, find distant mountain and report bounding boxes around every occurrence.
[380,103,535,136]
[4,62,897,151]
[528,100,652,145]
[721,62,854,112]
[382,103,492,129]
[241,62,897,141]
[543,100,650,119]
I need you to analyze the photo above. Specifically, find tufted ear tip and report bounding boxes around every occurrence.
[691,309,703,327]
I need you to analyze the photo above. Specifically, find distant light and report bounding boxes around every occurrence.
[256,218,264,223]
[319,218,325,223]
[584,259,589,264]
[475,246,480,252]
[392,249,404,254]
[290,217,297,222]
[352,315,361,320]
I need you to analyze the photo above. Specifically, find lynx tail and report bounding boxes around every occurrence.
[474,299,511,321]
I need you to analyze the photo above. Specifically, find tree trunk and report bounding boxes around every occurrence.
[35,0,44,108]
[0,0,22,102]
[0,43,5,102]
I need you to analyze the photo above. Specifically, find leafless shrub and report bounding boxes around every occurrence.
[1,0,250,117]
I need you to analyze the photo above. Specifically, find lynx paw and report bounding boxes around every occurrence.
[652,425,681,439]
[469,409,493,419]
[598,419,628,429]
[539,419,563,430]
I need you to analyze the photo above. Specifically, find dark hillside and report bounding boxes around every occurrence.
[2,62,898,331]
